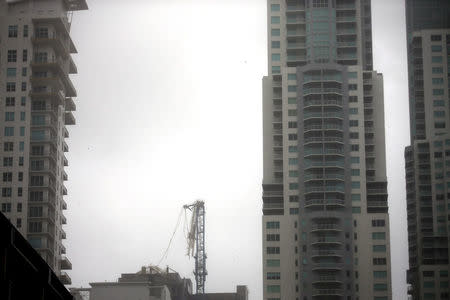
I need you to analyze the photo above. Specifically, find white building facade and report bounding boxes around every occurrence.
[262,1,392,299]
[0,0,87,284]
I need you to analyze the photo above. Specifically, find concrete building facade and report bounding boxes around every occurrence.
[404,1,450,299]
[0,0,87,285]
[262,0,392,299]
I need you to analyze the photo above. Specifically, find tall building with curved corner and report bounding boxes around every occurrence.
[404,1,450,299]
[262,1,392,299]
[0,0,87,285]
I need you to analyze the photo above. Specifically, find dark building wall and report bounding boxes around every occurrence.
[0,212,73,300]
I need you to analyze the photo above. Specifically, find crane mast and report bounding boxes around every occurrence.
[184,200,207,294]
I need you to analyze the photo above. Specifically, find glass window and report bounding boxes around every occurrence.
[266,221,280,229]
[6,68,16,77]
[432,67,443,74]
[288,85,297,92]
[289,170,298,177]
[271,29,280,36]
[433,89,444,95]
[352,207,361,213]
[374,284,388,291]
[272,66,281,74]
[289,158,298,165]
[431,56,443,63]
[351,156,360,163]
[348,72,357,78]
[8,25,18,38]
[289,183,298,190]
[20,127,25,136]
[4,127,14,136]
[271,16,280,24]
[373,245,386,252]
[271,53,281,61]
[271,41,280,48]
[351,181,360,188]
[7,50,17,62]
[351,169,360,176]
[20,112,25,121]
[5,112,15,121]
[431,45,442,52]
[289,208,299,215]
[267,285,281,293]
[351,194,361,201]
[23,25,28,37]
[288,146,298,152]
[372,232,386,240]
[349,108,358,114]
[271,4,280,11]
[434,100,445,107]
[288,74,296,80]
[266,259,280,267]
[288,97,296,104]
[432,78,443,85]
[374,271,387,278]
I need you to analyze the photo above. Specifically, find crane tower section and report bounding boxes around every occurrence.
[184,200,207,294]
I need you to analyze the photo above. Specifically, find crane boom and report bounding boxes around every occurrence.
[183,200,207,294]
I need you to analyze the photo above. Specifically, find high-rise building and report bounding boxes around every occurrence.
[404,1,450,299]
[0,0,87,285]
[262,1,392,299]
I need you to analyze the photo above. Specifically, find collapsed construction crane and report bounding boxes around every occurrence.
[183,200,207,294]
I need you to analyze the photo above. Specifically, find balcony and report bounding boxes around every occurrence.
[287,17,305,24]
[311,224,341,232]
[336,16,356,23]
[305,186,345,194]
[63,140,69,152]
[303,88,343,96]
[30,57,65,74]
[62,186,68,196]
[311,237,342,245]
[30,86,65,106]
[61,229,67,239]
[287,42,306,49]
[313,276,343,284]
[304,174,345,181]
[61,199,67,210]
[59,271,71,285]
[337,41,357,48]
[337,53,357,60]
[312,289,343,297]
[31,33,70,58]
[311,263,343,271]
[64,112,76,125]
[337,28,357,35]
[311,250,342,258]
[61,214,67,225]
[65,98,76,112]
[60,256,72,270]
[305,199,345,208]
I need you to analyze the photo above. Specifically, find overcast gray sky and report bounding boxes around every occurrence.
[65,1,409,299]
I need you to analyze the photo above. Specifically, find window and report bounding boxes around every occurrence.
[351,194,361,201]
[267,247,280,254]
[22,67,27,77]
[434,100,445,107]
[289,183,298,190]
[288,122,297,128]
[289,158,298,165]
[373,245,386,252]
[18,157,24,166]
[374,271,387,278]
[7,50,17,62]
[289,195,299,202]
[267,221,280,229]
[351,145,359,151]
[434,111,445,118]
[431,45,442,52]
[372,232,386,240]
[288,134,297,140]
[16,218,22,228]
[348,72,357,78]
[20,112,25,121]
[288,97,296,104]
[271,29,280,36]
[288,74,296,80]
[271,53,280,61]
[267,259,280,267]
[374,284,388,291]
[23,25,28,37]
[433,89,444,95]
[288,109,297,116]
[373,257,387,265]
[267,272,281,280]
[432,67,443,74]
[8,25,18,37]
[2,188,12,197]
[349,84,357,90]
[6,82,16,92]
[21,82,26,92]
[272,66,281,74]
[7,68,16,77]
[431,35,442,41]
[288,146,297,152]
[28,221,42,232]
[3,142,13,151]
[1,203,11,212]
[3,172,12,182]
[351,156,360,164]
[20,127,25,136]
[349,96,357,103]
[432,56,443,63]
[19,141,24,151]
[18,172,23,182]
[312,0,328,8]
[22,49,27,62]
[350,132,359,139]
[3,157,13,167]
[20,97,26,106]
[5,97,15,106]
[271,16,280,24]
[271,41,280,48]
[271,4,280,11]
[351,169,360,176]
[267,285,281,293]
[4,127,14,136]
[267,234,280,241]
[17,187,22,197]
[5,112,15,121]
[289,208,299,215]
[349,120,358,127]
[372,219,385,227]
[352,181,360,188]
[352,207,361,213]
[288,85,297,92]
[289,170,298,177]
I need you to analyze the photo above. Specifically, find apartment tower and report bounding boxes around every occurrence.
[262,0,392,299]
[404,0,450,299]
[0,0,87,285]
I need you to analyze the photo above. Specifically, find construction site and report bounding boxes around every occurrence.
[70,201,248,300]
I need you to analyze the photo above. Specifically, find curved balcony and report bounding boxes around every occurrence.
[313,276,343,284]
[311,250,343,258]
[312,289,343,298]
[311,237,342,246]
[305,199,345,208]
[304,137,344,145]
[303,88,343,96]
[304,186,345,194]
[304,174,345,182]
[304,160,345,170]
[311,224,342,232]
[304,124,343,132]
[311,263,343,271]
